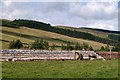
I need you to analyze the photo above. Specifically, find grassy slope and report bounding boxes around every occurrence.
[56,26,109,38]
[2,59,118,78]
[1,26,106,49]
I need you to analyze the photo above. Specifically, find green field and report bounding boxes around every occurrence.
[2,59,118,78]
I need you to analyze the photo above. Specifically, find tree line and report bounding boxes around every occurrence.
[8,39,120,51]
[108,34,120,42]
[9,39,93,50]
[0,19,22,28]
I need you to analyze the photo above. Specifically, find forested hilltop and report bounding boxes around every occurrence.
[0,19,120,50]
[13,19,119,46]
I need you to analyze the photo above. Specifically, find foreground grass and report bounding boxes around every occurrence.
[2,59,118,78]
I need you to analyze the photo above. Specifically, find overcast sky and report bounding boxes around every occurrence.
[0,0,119,31]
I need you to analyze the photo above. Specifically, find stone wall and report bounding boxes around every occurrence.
[97,52,119,59]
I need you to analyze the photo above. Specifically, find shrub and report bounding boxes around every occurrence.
[9,40,23,49]
[31,39,49,49]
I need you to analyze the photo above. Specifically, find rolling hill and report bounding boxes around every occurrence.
[0,19,119,50]
[56,26,119,38]
[0,26,106,50]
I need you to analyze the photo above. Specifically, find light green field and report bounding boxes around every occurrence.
[1,26,106,49]
[2,59,118,78]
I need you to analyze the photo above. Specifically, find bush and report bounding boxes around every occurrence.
[82,42,89,50]
[89,46,94,51]
[31,39,49,49]
[50,43,56,50]
[61,43,74,51]
[100,45,110,51]
[105,44,110,51]
[100,46,105,51]
[61,44,66,50]
[112,45,120,51]
[74,43,82,50]
[9,40,23,49]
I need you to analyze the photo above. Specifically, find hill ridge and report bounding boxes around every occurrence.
[0,19,119,49]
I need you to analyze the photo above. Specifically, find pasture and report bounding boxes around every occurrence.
[2,59,118,78]
[0,26,106,49]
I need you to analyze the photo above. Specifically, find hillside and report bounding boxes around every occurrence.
[0,26,106,49]
[56,26,119,43]
[56,26,119,38]
[13,19,119,46]
[80,27,120,34]
[0,19,119,50]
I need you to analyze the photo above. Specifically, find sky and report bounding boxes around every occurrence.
[0,0,119,31]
